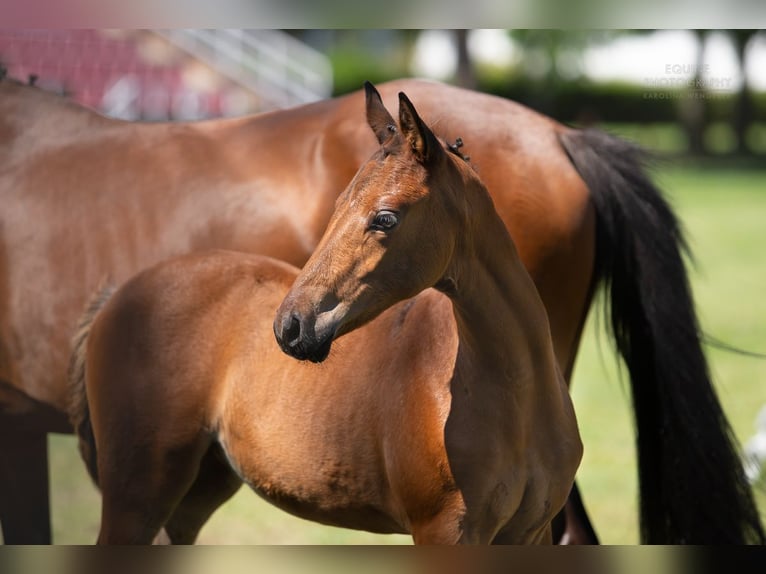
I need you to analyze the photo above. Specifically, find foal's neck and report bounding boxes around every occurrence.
[444,183,555,379]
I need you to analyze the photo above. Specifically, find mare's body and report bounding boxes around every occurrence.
[2,75,762,544]
[69,87,582,544]
[0,76,592,543]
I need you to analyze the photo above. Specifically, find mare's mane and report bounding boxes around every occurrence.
[0,68,70,98]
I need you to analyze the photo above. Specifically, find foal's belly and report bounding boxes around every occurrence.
[249,481,407,535]
[218,430,408,535]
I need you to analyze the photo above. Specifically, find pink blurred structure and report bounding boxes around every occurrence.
[0,29,333,119]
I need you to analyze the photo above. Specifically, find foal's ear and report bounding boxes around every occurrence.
[398,92,440,164]
[364,81,397,146]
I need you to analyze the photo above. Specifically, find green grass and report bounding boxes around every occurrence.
[45,165,766,544]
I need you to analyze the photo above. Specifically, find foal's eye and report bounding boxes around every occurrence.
[370,210,399,231]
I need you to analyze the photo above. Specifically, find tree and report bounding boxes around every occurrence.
[729,30,759,155]
[452,30,477,90]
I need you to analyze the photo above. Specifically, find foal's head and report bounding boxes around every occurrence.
[274,82,481,362]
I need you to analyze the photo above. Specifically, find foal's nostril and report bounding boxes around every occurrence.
[284,314,302,345]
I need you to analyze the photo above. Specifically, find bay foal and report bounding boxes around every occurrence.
[273,84,583,543]
[69,84,581,544]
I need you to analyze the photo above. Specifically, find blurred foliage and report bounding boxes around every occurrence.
[305,29,766,157]
[292,30,415,96]
[479,76,766,124]
[327,48,407,96]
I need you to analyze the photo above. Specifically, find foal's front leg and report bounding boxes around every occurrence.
[491,522,553,545]
[410,512,464,545]
[408,494,496,545]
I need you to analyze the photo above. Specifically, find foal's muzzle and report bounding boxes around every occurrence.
[273,310,334,363]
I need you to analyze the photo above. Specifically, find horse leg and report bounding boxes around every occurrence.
[161,443,243,544]
[413,513,552,545]
[96,437,211,545]
[558,482,598,544]
[0,415,51,544]
[410,497,504,545]
[535,524,554,544]
[410,515,464,545]
[556,316,600,544]
[551,482,598,544]
[491,521,553,545]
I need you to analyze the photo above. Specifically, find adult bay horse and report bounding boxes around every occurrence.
[68,85,583,544]
[1,73,763,544]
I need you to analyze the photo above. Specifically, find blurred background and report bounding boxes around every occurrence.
[1,29,764,544]
[2,29,766,156]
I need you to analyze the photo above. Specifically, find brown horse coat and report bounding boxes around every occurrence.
[4,75,762,544]
[69,86,582,544]
[1,76,591,421]
[0,76,591,543]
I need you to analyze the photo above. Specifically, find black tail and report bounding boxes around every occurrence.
[67,285,116,486]
[559,128,765,544]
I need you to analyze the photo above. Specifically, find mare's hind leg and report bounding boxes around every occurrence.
[558,483,599,544]
[97,437,212,545]
[0,421,51,543]
[0,384,72,544]
[161,443,243,544]
[551,482,599,544]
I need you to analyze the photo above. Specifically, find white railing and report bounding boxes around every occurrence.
[156,29,333,110]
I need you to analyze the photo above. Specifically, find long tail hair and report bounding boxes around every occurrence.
[67,285,116,486]
[559,128,765,544]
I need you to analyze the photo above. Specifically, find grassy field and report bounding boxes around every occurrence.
[42,165,766,544]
